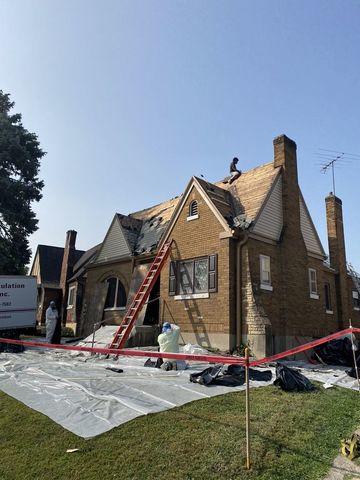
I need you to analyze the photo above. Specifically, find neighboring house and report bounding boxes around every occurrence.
[34,134,360,357]
[30,231,87,327]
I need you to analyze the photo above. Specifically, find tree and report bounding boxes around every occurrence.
[0,90,45,274]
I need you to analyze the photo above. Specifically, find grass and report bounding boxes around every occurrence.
[0,385,359,480]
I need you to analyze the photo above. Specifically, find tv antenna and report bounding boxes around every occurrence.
[315,148,360,196]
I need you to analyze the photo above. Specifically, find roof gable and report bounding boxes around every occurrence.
[95,216,132,263]
[161,177,233,244]
[252,173,283,240]
[299,192,325,257]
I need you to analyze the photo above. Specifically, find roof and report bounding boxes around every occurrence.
[35,245,85,284]
[69,243,102,282]
[217,162,280,221]
[94,161,280,260]
[129,197,180,255]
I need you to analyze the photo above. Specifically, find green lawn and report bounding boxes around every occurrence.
[0,385,359,480]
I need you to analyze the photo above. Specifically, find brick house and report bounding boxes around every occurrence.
[30,231,97,329]
[42,134,360,357]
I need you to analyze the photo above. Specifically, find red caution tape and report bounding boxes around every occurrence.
[0,337,245,365]
[249,327,360,367]
[0,327,359,367]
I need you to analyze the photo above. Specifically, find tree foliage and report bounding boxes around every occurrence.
[0,90,45,274]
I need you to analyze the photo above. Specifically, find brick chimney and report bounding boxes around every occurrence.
[60,230,77,322]
[325,194,348,328]
[273,135,308,348]
[273,134,302,239]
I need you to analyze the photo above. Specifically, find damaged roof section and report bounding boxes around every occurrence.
[94,161,288,262]
[130,197,180,255]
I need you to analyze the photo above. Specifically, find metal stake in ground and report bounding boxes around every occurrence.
[349,320,360,393]
[245,347,251,470]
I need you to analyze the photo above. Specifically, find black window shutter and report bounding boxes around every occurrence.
[208,254,217,293]
[169,261,176,296]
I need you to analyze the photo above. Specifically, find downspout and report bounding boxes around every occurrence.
[236,232,248,347]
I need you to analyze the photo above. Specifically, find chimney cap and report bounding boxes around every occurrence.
[273,134,297,149]
[325,193,342,205]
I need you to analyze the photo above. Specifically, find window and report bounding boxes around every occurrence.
[67,286,76,308]
[169,255,217,298]
[353,291,360,310]
[324,283,332,313]
[104,277,127,309]
[187,200,199,220]
[260,255,272,291]
[309,268,318,299]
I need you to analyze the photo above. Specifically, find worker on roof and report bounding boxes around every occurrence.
[45,301,60,344]
[228,157,242,184]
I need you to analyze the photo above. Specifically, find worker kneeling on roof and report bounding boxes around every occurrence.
[158,322,186,370]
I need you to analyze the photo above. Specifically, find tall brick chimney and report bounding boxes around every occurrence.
[273,134,302,240]
[325,194,348,328]
[60,230,77,323]
[273,135,308,349]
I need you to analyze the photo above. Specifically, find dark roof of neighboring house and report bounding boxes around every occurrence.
[34,245,85,285]
[69,243,101,282]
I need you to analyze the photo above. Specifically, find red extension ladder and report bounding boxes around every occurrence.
[109,240,173,350]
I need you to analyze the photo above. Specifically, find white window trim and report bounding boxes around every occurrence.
[104,306,126,312]
[308,268,318,298]
[105,277,127,310]
[310,293,319,300]
[187,214,199,221]
[67,286,76,309]
[174,293,209,301]
[326,310,334,315]
[259,255,272,291]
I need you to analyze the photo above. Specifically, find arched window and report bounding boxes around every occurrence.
[104,277,127,309]
[189,200,198,218]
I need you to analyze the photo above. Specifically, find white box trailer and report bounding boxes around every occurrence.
[0,275,37,332]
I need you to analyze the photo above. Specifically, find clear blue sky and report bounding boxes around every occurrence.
[1,0,359,270]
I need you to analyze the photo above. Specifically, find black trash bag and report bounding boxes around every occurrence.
[190,365,225,386]
[274,364,315,392]
[225,364,272,382]
[0,342,24,353]
[314,337,356,367]
[346,367,360,379]
[144,358,163,369]
[105,367,124,374]
[189,364,272,387]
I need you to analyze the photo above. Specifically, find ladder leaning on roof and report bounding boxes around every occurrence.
[109,240,173,350]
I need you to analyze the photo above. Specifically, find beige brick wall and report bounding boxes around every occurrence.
[160,186,234,350]
[79,259,133,336]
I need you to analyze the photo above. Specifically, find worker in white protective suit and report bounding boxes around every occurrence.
[45,301,59,343]
[158,322,186,370]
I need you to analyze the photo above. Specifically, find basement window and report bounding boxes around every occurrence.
[187,200,199,221]
[309,268,319,299]
[67,286,76,309]
[260,255,273,291]
[353,291,360,310]
[324,282,333,313]
[104,277,127,310]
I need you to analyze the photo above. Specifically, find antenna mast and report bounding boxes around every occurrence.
[316,148,360,195]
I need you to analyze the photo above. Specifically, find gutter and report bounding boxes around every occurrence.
[236,232,248,347]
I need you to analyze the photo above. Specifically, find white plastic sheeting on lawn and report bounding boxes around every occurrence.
[0,349,359,439]
[0,349,270,438]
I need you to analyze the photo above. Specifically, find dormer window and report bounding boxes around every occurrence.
[187,200,199,221]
